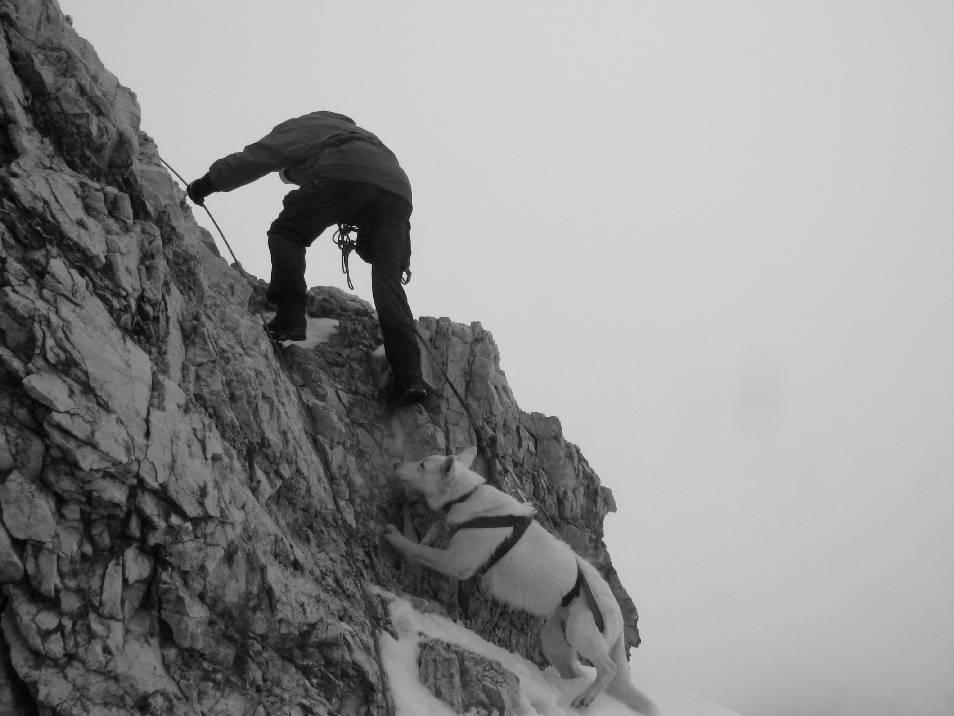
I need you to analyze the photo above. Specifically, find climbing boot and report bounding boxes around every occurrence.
[386,377,430,410]
[266,303,307,342]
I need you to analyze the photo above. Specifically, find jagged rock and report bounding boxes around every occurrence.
[0,0,640,712]
[22,371,75,412]
[418,638,522,715]
[0,608,32,716]
[0,526,23,584]
[23,544,58,598]
[0,470,57,544]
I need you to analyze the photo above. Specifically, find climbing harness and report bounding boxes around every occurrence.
[332,222,412,290]
[317,130,411,288]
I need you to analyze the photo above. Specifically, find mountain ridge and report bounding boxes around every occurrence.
[0,1,638,712]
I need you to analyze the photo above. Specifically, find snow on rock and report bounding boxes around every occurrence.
[378,589,742,716]
[268,315,340,349]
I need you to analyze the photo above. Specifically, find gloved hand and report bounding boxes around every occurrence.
[186,173,215,205]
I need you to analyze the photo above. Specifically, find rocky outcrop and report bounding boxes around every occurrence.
[0,0,638,713]
[418,639,521,716]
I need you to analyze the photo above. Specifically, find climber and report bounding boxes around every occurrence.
[186,111,428,409]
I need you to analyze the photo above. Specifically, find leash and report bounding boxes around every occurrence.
[408,321,539,512]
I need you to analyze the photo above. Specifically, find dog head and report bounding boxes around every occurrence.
[392,446,482,511]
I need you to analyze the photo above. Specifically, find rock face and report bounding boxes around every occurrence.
[418,639,521,716]
[0,0,639,713]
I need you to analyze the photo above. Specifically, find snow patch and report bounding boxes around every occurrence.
[372,587,743,716]
[272,317,339,349]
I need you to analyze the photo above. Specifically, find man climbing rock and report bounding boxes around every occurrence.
[186,111,428,408]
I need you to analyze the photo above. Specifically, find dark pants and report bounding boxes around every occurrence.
[266,178,421,383]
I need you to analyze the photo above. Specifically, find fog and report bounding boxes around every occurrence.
[59,2,954,714]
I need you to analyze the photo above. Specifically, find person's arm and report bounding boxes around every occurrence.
[204,117,315,193]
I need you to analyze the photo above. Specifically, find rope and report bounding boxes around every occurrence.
[155,157,242,270]
[332,223,412,289]
[332,223,359,290]
[408,323,536,509]
[154,156,276,342]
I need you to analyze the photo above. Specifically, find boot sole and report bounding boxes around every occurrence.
[267,331,307,342]
[388,388,429,410]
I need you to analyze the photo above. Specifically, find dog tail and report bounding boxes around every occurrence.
[607,635,657,715]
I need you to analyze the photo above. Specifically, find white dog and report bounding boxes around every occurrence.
[383,447,655,713]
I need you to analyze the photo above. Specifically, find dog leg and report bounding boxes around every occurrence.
[419,519,445,547]
[606,635,657,714]
[401,505,419,541]
[564,605,617,709]
[382,525,484,580]
[540,613,584,680]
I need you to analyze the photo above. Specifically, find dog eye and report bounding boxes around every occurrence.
[418,460,425,469]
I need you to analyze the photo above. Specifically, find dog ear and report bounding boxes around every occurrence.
[456,446,478,467]
[441,455,455,479]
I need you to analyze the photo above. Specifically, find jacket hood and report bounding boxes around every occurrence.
[318,111,356,125]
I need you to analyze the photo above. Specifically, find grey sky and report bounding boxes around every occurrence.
[59,2,954,714]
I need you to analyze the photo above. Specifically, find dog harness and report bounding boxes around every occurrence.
[440,486,481,515]
[445,498,607,633]
[561,564,606,633]
[440,487,607,633]
[452,514,533,581]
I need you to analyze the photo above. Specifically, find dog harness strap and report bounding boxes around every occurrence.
[440,486,481,514]
[560,566,584,607]
[453,514,533,579]
[560,564,606,633]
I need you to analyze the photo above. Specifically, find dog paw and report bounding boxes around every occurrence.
[572,692,595,709]
[381,524,404,546]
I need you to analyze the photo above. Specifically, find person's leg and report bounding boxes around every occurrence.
[265,179,379,339]
[360,192,425,404]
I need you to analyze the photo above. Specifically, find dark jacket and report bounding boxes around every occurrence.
[207,111,412,205]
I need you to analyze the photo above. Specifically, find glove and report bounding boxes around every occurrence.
[186,173,215,205]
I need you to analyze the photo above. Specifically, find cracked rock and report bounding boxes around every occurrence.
[0,524,24,583]
[418,638,523,716]
[0,471,57,544]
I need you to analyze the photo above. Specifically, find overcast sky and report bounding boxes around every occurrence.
[58,2,954,714]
